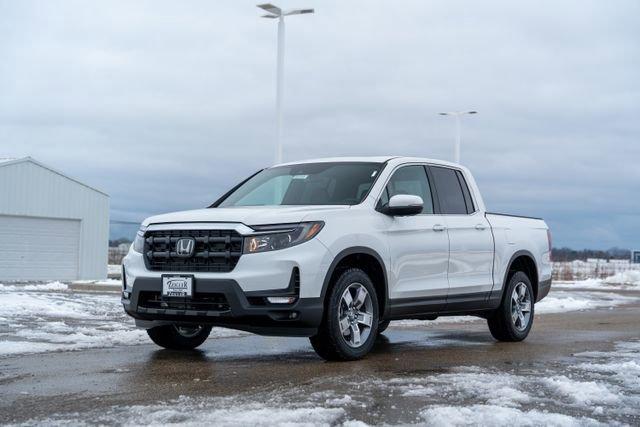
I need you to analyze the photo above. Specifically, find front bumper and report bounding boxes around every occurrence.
[122,277,323,336]
[121,230,332,337]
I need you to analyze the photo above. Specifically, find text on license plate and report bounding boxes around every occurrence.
[162,276,193,297]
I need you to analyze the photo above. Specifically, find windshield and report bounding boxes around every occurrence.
[218,162,384,207]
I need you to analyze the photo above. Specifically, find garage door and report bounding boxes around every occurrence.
[0,215,81,281]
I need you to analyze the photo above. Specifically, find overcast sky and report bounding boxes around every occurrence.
[1,0,638,249]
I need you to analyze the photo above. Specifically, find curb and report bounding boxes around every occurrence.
[69,281,122,293]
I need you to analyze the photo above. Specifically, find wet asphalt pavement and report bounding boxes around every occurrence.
[1,288,640,426]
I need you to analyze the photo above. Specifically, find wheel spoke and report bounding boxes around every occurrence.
[518,284,526,299]
[342,290,354,307]
[518,312,525,327]
[339,316,351,334]
[357,312,373,327]
[520,301,531,313]
[353,287,367,309]
[350,324,361,345]
[512,310,519,324]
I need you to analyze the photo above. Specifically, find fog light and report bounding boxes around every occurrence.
[266,296,297,304]
[122,291,130,299]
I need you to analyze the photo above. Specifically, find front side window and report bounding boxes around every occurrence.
[430,166,473,214]
[378,165,434,214]
[218,162,383,207]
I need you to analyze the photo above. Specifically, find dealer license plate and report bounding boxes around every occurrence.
[162,276,193,298]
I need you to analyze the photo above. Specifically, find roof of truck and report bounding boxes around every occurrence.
[275,156,461,168]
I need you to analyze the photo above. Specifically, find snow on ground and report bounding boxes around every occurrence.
[536,290,638,314]
[0,281,69,292]
[555,271,640,290]
[1,277,638,357]
[0,283,246,357]
[602,270,640,285]
[15,339,640,426]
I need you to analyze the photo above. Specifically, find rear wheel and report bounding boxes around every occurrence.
[487,271,534,342]
[147,324,212,350]
[310,268,379,361]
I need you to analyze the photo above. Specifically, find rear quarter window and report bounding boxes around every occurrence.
[430,166,469,215]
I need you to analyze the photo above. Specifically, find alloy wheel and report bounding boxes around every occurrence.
[338,283,374,348]
[510,282,532,331]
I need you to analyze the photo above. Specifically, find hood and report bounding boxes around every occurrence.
[142,205,349,228]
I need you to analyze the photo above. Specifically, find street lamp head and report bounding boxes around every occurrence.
[258,4,314,18]
[257,3,282,17]
[284,8,314,16]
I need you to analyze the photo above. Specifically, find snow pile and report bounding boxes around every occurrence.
[536,291,637,314]
[543,376,620,406]
[0,286,246,357]
[379,369,529,408]
[26,394,349,426]
[120,400,346,427]
[556,271,640,289]
[601,270,640,286]
[0,281,68,291]
[421,405,601,427]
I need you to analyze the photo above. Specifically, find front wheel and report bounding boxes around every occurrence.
[147,324,212,350]
[310,268,379,361]
[487,271,534,342]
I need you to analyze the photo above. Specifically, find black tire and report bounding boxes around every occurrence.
[310,268,379,361]
[487,271,535,342]
[147,324,212,350]
[378,319,391,335]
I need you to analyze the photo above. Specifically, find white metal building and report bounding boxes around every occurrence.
[0,157,109,281]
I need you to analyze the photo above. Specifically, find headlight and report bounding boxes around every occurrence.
[244,222,324,254]
[132,225,147,253]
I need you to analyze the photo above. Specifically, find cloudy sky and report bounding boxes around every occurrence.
[1,0,638,249]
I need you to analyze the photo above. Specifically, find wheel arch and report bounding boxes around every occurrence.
[502,250,539,301]
[321,247,389,319]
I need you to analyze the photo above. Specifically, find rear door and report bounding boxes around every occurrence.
[428,166,494,299]
[379,165,450,301]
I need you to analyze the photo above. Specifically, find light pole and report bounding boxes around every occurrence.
[438,111,477,163]
[258,3,314,164]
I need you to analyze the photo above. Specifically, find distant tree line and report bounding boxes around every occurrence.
[552,247,630,262]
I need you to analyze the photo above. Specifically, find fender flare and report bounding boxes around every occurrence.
[320,246,390,319]
[498,249,539,301]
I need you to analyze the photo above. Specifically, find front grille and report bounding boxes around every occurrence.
[138,291,230,312]
[144,229,243,272]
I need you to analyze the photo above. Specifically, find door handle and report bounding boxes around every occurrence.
[433,224,447,232]
[475,224,487,231]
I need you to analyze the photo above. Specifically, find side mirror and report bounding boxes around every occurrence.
[382,194,424,216]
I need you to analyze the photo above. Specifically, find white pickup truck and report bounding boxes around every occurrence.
[122,156,552,360]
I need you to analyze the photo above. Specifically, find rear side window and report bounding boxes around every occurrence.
[379,165,434,214]
[430,166,472,214]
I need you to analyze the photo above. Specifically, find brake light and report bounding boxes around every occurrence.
[547,229,553,260]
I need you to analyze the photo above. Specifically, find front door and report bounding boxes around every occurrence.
[379,165,450,301]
